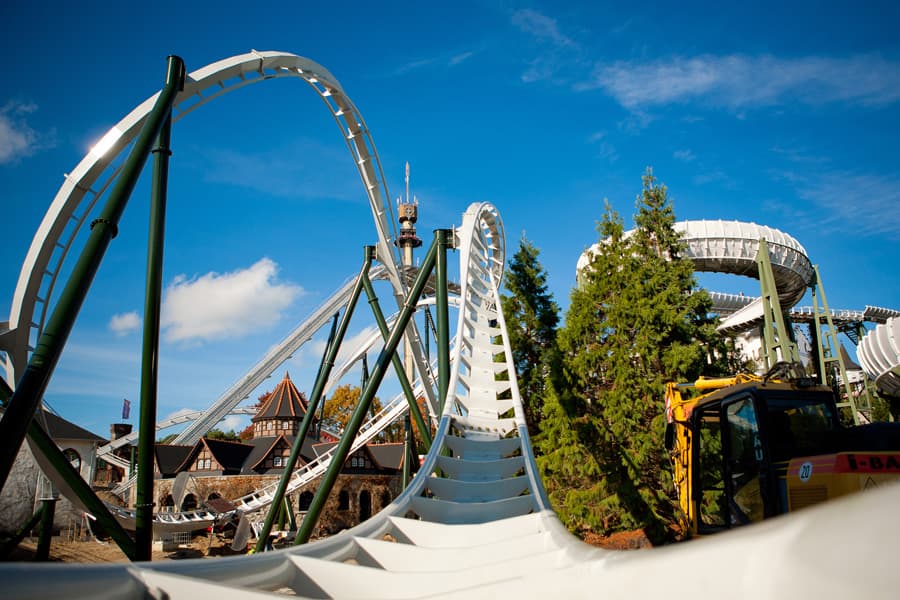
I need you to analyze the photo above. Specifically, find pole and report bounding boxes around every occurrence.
[0,56,186,491]
[435,229,452,413]
[360,276,432,451]
[294,233,443,545]
[35,497,57,561]
[315,314,340,441]
[0,376,136,559]
[135,93,176,561]
[253,247,373,552]
[27,420,136,559]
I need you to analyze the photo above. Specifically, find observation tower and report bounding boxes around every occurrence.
[396,162,422,485]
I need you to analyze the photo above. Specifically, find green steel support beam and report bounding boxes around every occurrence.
[35,497,57,561]
[435,229,453,414]
[254,247,374,553]
[295,233,445,545]
[0,504,44,558]
[810,266,861,424]
[756,238,800,369]
[360,276,432,452]
[0,377,135,559]
[0,56,186,491]
[315,313,340,441]
[135,101,175,561]
[27,419,136,559]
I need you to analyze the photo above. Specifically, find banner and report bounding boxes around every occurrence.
[122,398,131,420]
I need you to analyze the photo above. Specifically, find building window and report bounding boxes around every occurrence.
[181,494,198,511]
[63,448,81,472]
[338,490,350,511]
[273,456,283,467]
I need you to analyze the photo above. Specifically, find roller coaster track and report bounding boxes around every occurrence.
[858,316,900,397]
[2,53,898,598]
[7,202,900,599]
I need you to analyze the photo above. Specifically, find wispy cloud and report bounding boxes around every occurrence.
[673,149,696,162]
[511,9,575,48]
[200,138,361,202]
[577,54,900,111]
[161,258,304,343]
[394,49,478,75]
[0,100,55,163]
[109,311,141,336]
[510,8,583,84]
[587,131,619,162]
[793,171,900,239]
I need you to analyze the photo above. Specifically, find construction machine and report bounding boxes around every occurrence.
[665,363,900,536]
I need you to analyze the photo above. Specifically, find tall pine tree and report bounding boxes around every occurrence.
[549,169,719,542]
[501,235,560,436]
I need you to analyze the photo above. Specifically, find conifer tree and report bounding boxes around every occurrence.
[500,235,560,435]
[551,169,719,542]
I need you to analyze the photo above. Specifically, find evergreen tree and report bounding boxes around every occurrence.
[551,169,719,543]
[500,235,560,436]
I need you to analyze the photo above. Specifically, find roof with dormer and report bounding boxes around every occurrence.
[252,372,310,422]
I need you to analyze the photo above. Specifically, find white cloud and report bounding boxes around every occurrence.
[510,9,582,84]
[394,49,479,75]
[795,171,900,239]
[587,130,618,162]
[218,414,247,432]
[578,54,900,111]
[0,100,54,163]
[511,9,574,48]
[109,311,141,336]
[161,258,304,343]
[673,149,696,162]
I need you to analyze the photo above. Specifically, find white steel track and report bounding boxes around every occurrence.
[4,53,899,599]
[1,50,435,414]
[858,316,900,397]
[5,202,899,599]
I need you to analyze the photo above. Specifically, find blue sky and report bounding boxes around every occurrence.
[2,1,899,436]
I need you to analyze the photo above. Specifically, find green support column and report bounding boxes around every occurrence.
[315,314,339,441]
[294,234,444,545]
[0,55,186,492]
[135,76,177,561]
[27,419,136,559]
[810,266,860,424]
[360,276,432,451]
[434,229,453,413]
[254,247,374,553]
[756,238,800,370]
[35,497,57,561]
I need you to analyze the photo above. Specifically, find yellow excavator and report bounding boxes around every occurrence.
[665,364,900,536]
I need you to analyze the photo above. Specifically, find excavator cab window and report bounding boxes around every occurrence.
[696,405,726,532]
[725,397,765,525]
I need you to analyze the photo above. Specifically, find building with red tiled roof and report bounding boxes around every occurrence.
[250,372,312,438]
[152,372,406,535]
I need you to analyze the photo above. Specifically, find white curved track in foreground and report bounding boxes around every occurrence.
[6,203,900,599]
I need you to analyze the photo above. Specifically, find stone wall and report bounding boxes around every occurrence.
[154,472,402,538]
[0,443,84,535]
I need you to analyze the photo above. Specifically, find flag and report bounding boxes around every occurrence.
[122,398,131,420]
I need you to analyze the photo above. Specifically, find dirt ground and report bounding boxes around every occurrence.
[582,529,654,550]
[5,527,653,564]
[6,533,245,563]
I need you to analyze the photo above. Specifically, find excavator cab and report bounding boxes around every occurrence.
[688,384,839,534]
[667,376,846,535]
